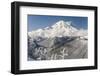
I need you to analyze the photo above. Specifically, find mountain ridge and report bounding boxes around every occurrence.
[28,20,88,60]
[28,20,87,39]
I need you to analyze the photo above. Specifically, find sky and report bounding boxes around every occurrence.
[28,15,88,32]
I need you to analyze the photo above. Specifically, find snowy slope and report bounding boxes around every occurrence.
[28,20,87,38]
[28,20,88,60]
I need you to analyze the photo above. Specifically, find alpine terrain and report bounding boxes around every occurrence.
[28,20,88,61]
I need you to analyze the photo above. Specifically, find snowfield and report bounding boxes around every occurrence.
[28,20,88,61]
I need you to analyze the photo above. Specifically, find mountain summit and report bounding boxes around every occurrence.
[52,20,70,27]
[28,20,87,38]
[28,20,88,60]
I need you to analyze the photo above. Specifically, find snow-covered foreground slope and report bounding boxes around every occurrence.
[28,20,88,60]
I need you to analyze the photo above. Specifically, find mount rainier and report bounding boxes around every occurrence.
[28,20,88,60]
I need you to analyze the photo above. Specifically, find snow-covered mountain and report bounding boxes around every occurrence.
[28,20,88,61]
[28,20,87,39]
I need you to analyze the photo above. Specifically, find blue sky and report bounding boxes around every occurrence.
[28,15,88,32]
